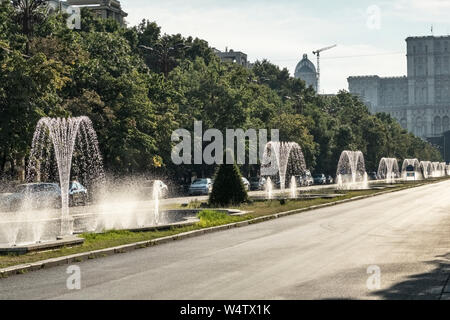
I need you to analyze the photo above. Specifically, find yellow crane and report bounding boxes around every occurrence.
[313,44,337,93]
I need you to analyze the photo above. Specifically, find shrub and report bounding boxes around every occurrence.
[209,161,248,207]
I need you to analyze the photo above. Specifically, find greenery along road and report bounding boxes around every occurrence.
[0,1,442,185]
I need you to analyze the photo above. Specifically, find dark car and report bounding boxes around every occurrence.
[313,173,327,185]
[249,177,266,191]
[326,175,334,184]
[368,172,378,181]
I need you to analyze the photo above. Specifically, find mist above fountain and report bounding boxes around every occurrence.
[377,158,400,183]
[261,142,306,190]
[336,150,368,190]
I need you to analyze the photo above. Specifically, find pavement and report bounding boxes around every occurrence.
[1,180,450,299]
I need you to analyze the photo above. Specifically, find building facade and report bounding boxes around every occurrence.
[294,54,318,92]
[49,0,128,26]
[348,36,450,140]
[213,48,250,68]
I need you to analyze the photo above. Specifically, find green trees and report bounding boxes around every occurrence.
[0,1,443,181]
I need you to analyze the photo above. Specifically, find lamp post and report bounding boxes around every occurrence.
[139,42,190,78]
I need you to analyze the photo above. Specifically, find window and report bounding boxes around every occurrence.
[443,116,450,132]
[400,118,407,129]
[434,116,442,135]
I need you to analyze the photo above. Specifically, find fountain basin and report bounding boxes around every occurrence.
[250,194,344,202]
[0,235,84,255]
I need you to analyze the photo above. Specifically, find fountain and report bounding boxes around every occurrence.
[440,162,447,177]
[265,177,273,200]
[0,117,105,251]
[377,158,400,183]
[429,161,446,178]
[152,180,165,225]
[420,161,433,179]
[336,151,368,190]
[290,176,297,199]
[261,142,306,190]
[401,159,422,181]
[26,117,105,237]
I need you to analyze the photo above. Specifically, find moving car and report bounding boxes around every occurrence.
[249,177,266,191]
[241,177,250,191]
[313,173,327,185]
[188,178,213,196]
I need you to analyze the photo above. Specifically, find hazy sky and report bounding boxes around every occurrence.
[121,0,450,94]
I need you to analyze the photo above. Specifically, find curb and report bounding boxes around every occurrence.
[0,180,444,278]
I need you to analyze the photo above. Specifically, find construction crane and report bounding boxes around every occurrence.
[313,44,337,93]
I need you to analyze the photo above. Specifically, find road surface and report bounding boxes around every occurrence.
[1,180,450,299]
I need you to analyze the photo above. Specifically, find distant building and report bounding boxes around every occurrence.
[294,54,318,92]
[213,48,251,68]
[48,0,128,26]
[348,35,450,140]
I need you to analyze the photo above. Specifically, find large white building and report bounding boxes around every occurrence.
[294,54,318,92]
[348,36,450,139]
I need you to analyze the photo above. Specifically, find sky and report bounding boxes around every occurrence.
[120,0,450,94]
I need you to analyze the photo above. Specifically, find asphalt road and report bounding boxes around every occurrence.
[1,180,450,300]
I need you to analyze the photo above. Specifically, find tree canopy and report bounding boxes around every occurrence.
[0,1,442,182]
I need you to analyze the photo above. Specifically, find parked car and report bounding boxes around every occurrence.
[3,182,88,211]
[249,177,266,191]
[188,178,213,196]
[313,173,327,185]
[68,181,89,206]
[142,180,169,199]
[326,175,334,184]
[303,170,314,186]
[368,172,378,181]
[241,177,250,191]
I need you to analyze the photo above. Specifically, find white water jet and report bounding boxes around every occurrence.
[290,176,297,199]
[152,180,164,225]
[377,158,400,183]
[261,142,306,191]
[336,150,368,190]
[420,161,433,179]
[401,159,422,181]
[265,177,273,200]
[25,117,104,238]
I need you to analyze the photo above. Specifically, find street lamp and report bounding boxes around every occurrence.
[139,42,190,78]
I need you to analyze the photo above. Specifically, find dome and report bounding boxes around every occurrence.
[295,54,316,76]
[294,54,318,91]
